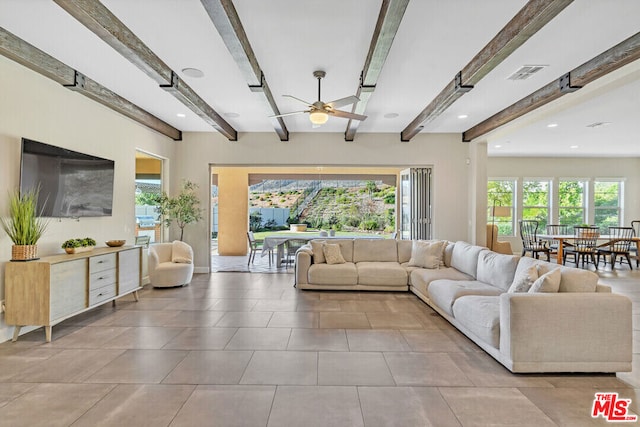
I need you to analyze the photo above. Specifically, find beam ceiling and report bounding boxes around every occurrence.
[0,26,181,140]
[344,0,410,141]
[401,0,574,142]
[199,0,288,141]
[463,32,640,142]
[53,0,237,141]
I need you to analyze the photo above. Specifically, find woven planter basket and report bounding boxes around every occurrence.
[12,245,38,261]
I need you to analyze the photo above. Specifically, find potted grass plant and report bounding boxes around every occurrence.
[1,188,49,261]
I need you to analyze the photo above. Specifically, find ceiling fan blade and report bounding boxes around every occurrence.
[326,95,360,109]
[269,110,308,118]
[330,109,368,121]
[283,94,313,106]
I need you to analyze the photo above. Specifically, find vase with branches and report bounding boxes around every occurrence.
[156,180,203,241]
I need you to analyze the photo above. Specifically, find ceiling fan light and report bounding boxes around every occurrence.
[309,110,328,125]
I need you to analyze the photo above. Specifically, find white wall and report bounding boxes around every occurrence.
[488,156,640,253]
[173,131,474,269]
[0,56,176,342]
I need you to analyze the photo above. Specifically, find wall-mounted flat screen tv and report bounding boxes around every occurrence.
[20,138,115,217]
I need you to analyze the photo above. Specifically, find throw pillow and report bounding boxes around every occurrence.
[323,243,346,265]
[310,240,327,264]
[171,240,193,264]
[507,264,539,293]
[407,240,446,269]
[528,267,561,293]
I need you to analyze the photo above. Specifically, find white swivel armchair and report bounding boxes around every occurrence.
[148,241,194,287]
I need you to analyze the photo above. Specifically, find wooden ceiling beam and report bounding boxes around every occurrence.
[0,27,181,140]
[345,0,410,141]
[401,0,573,142]
[463,32,640,142]
[199,0,288,141]
[54,0,237,141]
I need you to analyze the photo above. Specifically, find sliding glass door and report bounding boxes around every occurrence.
[399,168,432,240]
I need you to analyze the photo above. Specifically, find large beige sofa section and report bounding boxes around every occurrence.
[295,238,632,373]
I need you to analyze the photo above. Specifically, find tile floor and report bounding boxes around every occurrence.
[0,256,639,426]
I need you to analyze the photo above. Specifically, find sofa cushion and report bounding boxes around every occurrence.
[450,241,485,278]
[528,267,561,293]
[329,239,355,263]
[443,241,455,267]
[452,296,500,348]
[357,262,407,287]
[397,240,413,264]
[410,267,473,297]
[308,263,358,285]
[508,264,539,293]
[323,244,346,264]
[310,240,327,264]
[428,279,503,316]
[537,263,599,293]
[408,240,446,269]
[476,250,519,291]
[353,239,398,263]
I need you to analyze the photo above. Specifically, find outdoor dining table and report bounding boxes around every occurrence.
[261,233,382,268]
[538,234,640,265]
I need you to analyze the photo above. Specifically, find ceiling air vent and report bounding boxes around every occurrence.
[507,65,547,81]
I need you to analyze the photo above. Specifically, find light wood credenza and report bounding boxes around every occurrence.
[4,246,142,342]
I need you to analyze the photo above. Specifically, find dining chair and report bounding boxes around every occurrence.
[284,238,307,268]
[631,221,640,267]
[247,231,271,266]
[519,220,550,261]
[545,224,573,255]
[563,226,599,268]
[597,226,634,270]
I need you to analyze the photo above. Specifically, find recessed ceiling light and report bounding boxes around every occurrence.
[225,112,240,118]
[181,67,204,78]
[494,145,502,149]
[457,114,468,119]
[384,113,399,119]
[176,113,186,118]
[547,123,558,128]
[570,145,579,149]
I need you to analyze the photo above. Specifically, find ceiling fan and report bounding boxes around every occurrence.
[271,70,367,125]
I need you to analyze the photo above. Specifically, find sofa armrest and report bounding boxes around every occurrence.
[295,250,312,286]
[499,293,632,367]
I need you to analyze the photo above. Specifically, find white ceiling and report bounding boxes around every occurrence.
[0,0,638,156]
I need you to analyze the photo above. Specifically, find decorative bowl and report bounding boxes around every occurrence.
[106,240,126,247]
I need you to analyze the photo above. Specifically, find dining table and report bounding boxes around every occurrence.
[261,233,383,268]
[537,233,640,265]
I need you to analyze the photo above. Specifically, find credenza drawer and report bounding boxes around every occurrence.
[90,253,116,273]
[89,283,117,306]
[90,268,116,290]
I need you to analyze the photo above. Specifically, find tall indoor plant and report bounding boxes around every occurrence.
[1,188,49,260]
[157,180,203,241]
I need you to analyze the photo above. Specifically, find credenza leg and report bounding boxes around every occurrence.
[12,326,22,342]
[133,290,139,302]
[45,326,52,343]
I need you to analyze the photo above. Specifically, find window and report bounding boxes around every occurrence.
[522,180,550,230]
[488,180,515,236]
[594,180,623,232]
[559,180,587,225]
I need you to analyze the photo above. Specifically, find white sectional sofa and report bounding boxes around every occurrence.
[295,238,632,373]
